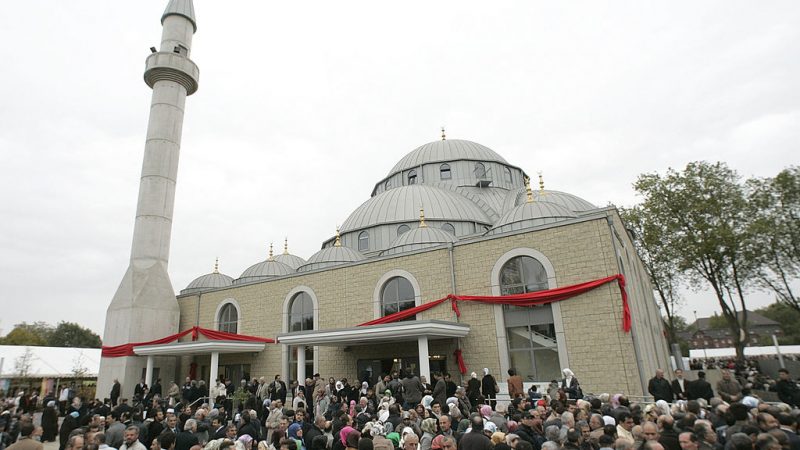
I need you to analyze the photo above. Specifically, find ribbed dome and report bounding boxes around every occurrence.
[181,271,233,295]
[274,253,306,270]
[503,188,596,213]
[488,200,577,235]
[388,139,508,176]
[382,226,457,255]
[298,246,365,272]
[234,259,294,284]
[341,185,491,232]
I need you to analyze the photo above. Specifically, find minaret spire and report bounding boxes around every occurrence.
[99,0,199,401]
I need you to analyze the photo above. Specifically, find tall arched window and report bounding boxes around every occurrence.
[441,223,455,235]
[218,303,238,334]
[474,162,487,179]
[384,180,392,190]
[504,167,513,183]
[358,231,369,251]
[408,169,417,185]
[381,277,415,320]
[440,164,452,180]
[288,292,314,332]
[500,256,559,381]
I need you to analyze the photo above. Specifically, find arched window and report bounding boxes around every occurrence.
[384,180,391,190]
[441,223,455,235]
[408,169,417,185]
[474,162,487,179]
[288,292,314,332]
[397,224,410,236]
[381,277,415,319]
[504,167,513,183]
[440,164,452,180]
[358,231,369,252]
[218,303,238,334]
[500,256,558,381]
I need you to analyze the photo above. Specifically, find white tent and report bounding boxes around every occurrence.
[689,345,800,359]
[0,345,101,378]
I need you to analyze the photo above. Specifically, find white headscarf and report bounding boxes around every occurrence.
[471,372,477,379]
[483,368,490,376]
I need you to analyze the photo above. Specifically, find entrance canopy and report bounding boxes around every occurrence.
[276,320,470,346]
[132,340,266,356]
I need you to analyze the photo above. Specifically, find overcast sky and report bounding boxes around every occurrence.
[1,1,798,337]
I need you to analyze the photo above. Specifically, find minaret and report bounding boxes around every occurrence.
[97,0,199,399]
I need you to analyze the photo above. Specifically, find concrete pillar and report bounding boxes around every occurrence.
[210,352,219,387]
[145,355,154,387]
[296,346,306,384]
[418,336,430,381]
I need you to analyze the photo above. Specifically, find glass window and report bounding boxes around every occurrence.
[289,345,314,385]
[384,180,391,190]
[381,277,416,320]
[474,162,487,179]
[218,303,238,334]
[408,169,417,185]
[504,167,512,183]
[500,256,559,381]
[440,164,452,180]
[397,224,410,236]
[358,231,369,251]
[441,223,455,235]
[289,292,314,332]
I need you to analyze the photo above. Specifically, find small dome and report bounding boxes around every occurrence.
[341,185,491,232]
[488,200,577,235]
[181,271,233,295]
[503,188,596,213]
[388,139,508,176]
[274,253,306,270]
[298,245,365,272]
[234,259,294,285]
[382,226,457,255]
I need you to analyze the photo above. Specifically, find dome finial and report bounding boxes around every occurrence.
[213,257,219,273]
[419,208,428,227]
[268,242,275,260]
[334,226,342,247]
[283,237,289,255]
[524,176,534,203]
[441,126,446,141]
[538,171,546,195]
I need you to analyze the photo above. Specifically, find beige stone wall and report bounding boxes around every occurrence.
[175,210,668,397]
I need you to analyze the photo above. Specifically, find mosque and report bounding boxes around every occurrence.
[97,0,671,400]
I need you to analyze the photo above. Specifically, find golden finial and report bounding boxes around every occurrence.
[419,208,428,227]
[283,237,289,255]
[524,176,533,203]
[213,257,219,273]
[538,171,546,194]
[441,127,446,141]
[268,242,274,260]
[334,226,342,247]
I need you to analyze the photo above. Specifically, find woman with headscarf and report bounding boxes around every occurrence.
[336,426,356,450]
[481,368,498,409]
[42,400,59,442]
[420,418,437,450]
[561,369,582,400]
[236,435,254,450]
[370,424,394,450]
[466,373,482,412]
[288,423,305,450]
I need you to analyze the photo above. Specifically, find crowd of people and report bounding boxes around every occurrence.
[0,366,798,450]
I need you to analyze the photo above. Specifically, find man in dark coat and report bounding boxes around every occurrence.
[773,369,799,407]
[111,380,121,407]
[175,420,199,450]
[671,369,687,401]
[687,371,714,402]
[459,415,492,450]
[648,369,674,402]
[432,373,447,408]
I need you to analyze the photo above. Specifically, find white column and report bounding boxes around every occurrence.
[145,355,154,387]
[418,336,430,381]
[210,352,220,388]
[296,346,306,384]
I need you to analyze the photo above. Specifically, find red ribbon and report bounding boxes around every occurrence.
[101,326,275,358]
[453,349,467,375]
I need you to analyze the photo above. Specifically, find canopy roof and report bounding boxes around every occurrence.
[0,345,101,378]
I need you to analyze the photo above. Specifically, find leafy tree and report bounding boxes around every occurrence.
[1,327,47,346]
[621,205,683,345]
[632,162,755,359]
[49,322,102,348]
[756,302,800,345]
[747,167,800,313]
[15,347,35,377]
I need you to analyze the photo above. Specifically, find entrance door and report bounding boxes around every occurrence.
[357,357,448,384]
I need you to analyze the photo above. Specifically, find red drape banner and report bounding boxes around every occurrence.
[358,274,631,332]
[101,326,275,358]
[453,349,467,375]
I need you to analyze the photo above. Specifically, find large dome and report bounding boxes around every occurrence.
[488,200,577,235]
[382,225,457,256]
[388,139,508,176]
[234,259,294,284]
[504,187,596,213]
[181,270,233,295]
[341,185,491,232]
[298,245,365,272]
[274,253,305,270]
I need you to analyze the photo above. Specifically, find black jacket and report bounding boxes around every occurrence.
[648,377,673,402]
